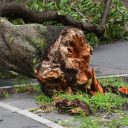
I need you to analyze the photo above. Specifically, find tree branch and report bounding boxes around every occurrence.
[101,0,112,25]
[0,1,104,35]
[0,1,112,36]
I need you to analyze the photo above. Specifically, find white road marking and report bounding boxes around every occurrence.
[0,102,64,128]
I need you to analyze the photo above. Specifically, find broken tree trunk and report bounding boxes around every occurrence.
[35,27,94,96]
[0,18,101,96]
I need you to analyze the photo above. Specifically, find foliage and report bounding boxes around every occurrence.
[104,0,128,40]
[15,0,128,46]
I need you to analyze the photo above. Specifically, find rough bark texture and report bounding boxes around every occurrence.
[0,18,64,77]
[35,27,94,96]
[101,0,112,25]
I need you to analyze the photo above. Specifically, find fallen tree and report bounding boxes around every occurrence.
[0,18,102,96]
[2,0,127,96]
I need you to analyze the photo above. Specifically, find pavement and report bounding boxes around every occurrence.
[0,107,48,128]
[0,40,128,128]
[91,40,128,76]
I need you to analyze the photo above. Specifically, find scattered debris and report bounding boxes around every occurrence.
[103,85,128,97]
[55,99,92,116]
[29,104,54,113]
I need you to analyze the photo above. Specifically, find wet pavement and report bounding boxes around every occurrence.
[0,107,48,128]
[91,41,128,76]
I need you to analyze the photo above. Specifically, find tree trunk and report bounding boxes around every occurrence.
[0,18,100,96]
[0,18,64,77]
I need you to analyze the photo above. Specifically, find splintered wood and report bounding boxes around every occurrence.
[35,27,102,96]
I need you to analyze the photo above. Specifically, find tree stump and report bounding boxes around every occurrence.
[35,27,94,96]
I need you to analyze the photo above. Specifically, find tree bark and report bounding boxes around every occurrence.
[35,27,94,96]
[0,18,64,77]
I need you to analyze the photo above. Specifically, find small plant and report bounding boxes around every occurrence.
[35,93,53,104]
[15,84,40,93]
[98,77,128,87]
[2,91,11,98]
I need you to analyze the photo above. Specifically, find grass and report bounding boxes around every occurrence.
[35,94,53,104]
[59,111,128,128]
[74,111,128,128]
[15,84,40,93]
[0,84,41,98]
[56,92,127,113]
[0,71,18,79]
[2,91,11,98]
[34,76,128,114]
[98,77,128,87]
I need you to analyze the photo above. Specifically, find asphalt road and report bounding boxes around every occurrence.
[0,107,48,128]
[0,93,67,128]
[91,41,128,76]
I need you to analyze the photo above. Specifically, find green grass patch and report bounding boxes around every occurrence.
[35,94,53,104]
[98,77,128,87]
[75,112,128,128]
[0,71,18,79]
[57,92,127,113]
[106,114,128,128]
[15,84,40,93]
[2,91,11,98]
[60,112,128,128]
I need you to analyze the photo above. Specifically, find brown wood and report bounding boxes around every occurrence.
[35,27,94,96]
